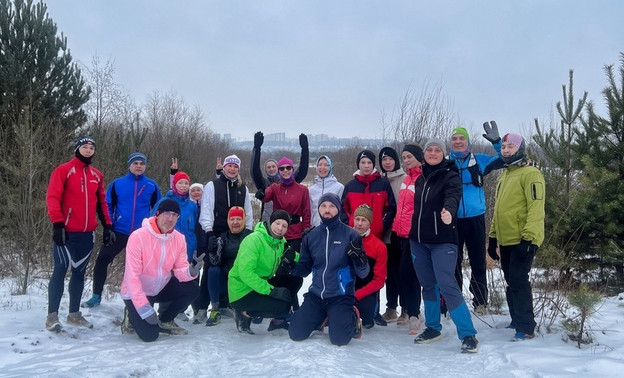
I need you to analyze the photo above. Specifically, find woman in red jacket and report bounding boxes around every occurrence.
[259,157,310,310]
[45,136,113,332]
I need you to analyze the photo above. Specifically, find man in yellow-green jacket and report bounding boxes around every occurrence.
[488,133,545,342]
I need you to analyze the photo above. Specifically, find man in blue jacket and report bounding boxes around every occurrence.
[449,122,504,314]
[82,152,161,308]
[289,193,370,346]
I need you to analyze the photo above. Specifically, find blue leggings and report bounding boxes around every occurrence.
[48,232,94,314]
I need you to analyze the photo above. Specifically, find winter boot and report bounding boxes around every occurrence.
[205,310,221,327]
[67,311,93,329]
[461,336,479,353]
[381,308,398,323]
[159,320,188,335]
[267,318,289,332]
[352,306,363,339]
[193,309,207,324]
[408,315,423,335]
[81,294,101,308]
[234,310,254,335]
[373,312,388,326]
[414,327,443,344]
[512,332,535,341]
[396,311,409,325]
[46,312,62,332]
[121,307,135,335]
[317,317,329,332]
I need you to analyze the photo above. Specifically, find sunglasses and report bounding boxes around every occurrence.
[279,166,293,172]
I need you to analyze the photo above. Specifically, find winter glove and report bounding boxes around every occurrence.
[208,237,224,266]
[189,251,206,277]
[144,312,160,325]
[347,239,368,267]
[275,246,297,276]
[255,189,265,201]
[487,237,499,261]
[52,222,66,246]
[299,133,308,149]
[103,226,116,247]
[482,120,501,144]
[269,287,292,303]
[515,239,535,254]
[253,131,264,149]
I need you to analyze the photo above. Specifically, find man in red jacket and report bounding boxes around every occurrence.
[45,136,113,332]
[353,204,387,329]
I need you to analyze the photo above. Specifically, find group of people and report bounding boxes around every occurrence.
[45,123,545,353]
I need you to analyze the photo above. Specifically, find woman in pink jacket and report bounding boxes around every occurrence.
[120,199,202,342]
[386,144,425,335]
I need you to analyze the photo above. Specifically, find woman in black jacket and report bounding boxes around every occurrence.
[408,138,479,353]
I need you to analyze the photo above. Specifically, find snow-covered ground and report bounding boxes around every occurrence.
[0,276,622,377]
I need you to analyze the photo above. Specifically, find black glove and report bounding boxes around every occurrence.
[299,133,308,149]
[515,239,535,254]
[275,246,296,275]
[189,250,205,276]
[144,312,159,325]
[482,120,501,144]
[103,226,116,247]
[269,287,292,303]
[255,189,265,201]
[487,237,499,261]
[254,131,264,149]
[52,222,66,246]
[347,240,368,267]
[208,237,224,266]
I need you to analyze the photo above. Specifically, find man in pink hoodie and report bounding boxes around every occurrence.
[120,199,203,342]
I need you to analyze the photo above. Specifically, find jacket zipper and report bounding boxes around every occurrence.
[82,167,89,231]
[320,227,329,300]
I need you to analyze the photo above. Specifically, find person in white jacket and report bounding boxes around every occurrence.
[120,199,203,342]
[309,155,344,227]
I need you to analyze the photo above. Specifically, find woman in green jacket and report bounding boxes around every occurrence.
[228,210,296,334]
[488,133,545,341]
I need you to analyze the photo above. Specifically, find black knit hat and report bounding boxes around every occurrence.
[379,147,400,173]
[75,135,96,152]
[318,193,342,212]
[156,198,181,216]
[270,209,291,225]
[356,150,376,168]
[402,143,424,163]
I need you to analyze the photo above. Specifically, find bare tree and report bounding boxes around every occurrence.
[381,80,458,146]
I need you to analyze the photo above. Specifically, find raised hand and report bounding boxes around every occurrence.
[482,121,501,144]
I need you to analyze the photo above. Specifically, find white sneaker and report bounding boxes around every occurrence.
[193,309,207,324]
[408,315,423,335]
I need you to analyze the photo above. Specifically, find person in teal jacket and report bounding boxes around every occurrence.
[448,122,504,313]
[228,210,296,334]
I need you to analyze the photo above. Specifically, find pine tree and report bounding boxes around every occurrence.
[0,0,90,292]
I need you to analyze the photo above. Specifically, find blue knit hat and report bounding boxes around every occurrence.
[318,193,342,212]
[127,152,147,167]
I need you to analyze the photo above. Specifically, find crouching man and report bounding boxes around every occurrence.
[288,193,370,346]
[120,199,202,342]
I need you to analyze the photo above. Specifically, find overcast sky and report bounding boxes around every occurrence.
[45,1,624,140]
